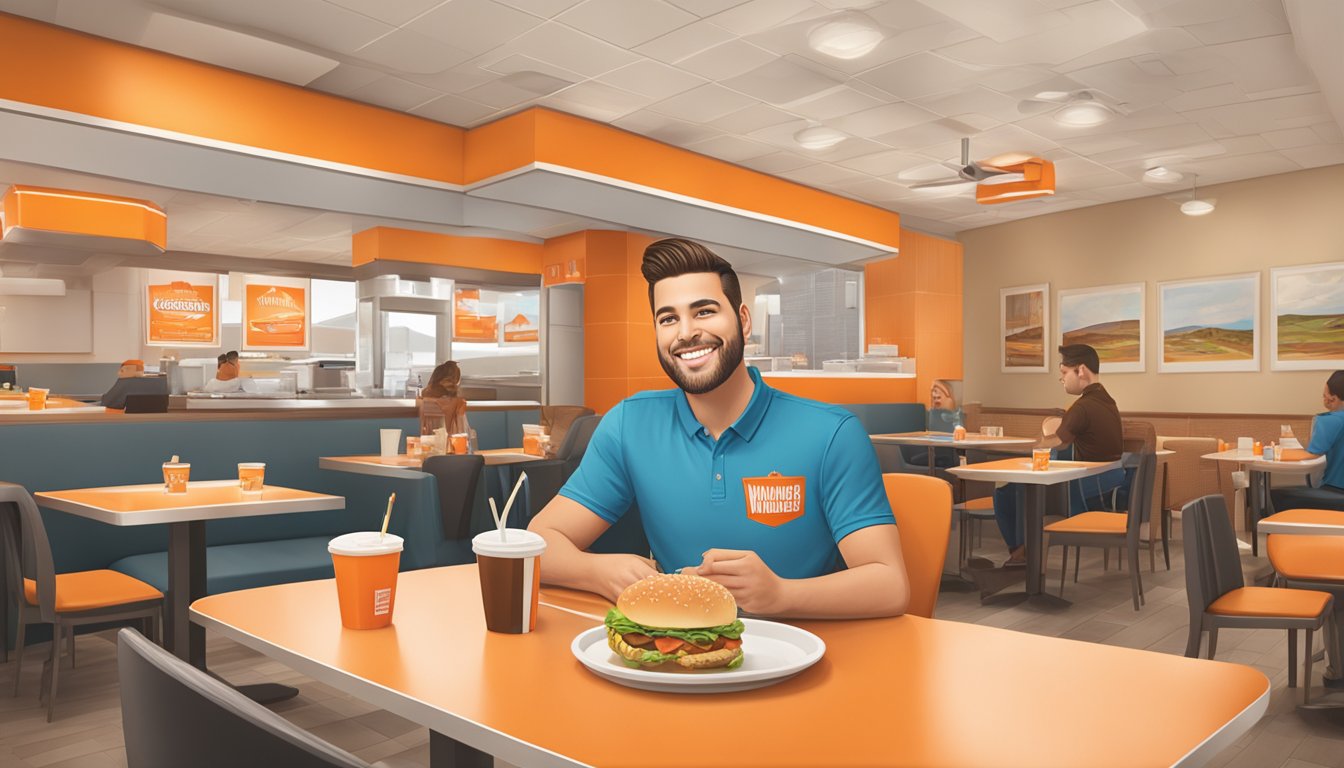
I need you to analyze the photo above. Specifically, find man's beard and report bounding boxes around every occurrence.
[658,323,745,396]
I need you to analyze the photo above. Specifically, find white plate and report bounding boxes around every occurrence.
[571,618,825,694]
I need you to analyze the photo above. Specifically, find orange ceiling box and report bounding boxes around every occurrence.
[975,158,1055,204]
[352,227,542,275]
[1,185,166,254]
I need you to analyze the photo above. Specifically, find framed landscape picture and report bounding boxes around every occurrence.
[1270,263,1344,370]
[1158,273,1259,373]
[1058,283,1145,373]
[1001,283,1049,372]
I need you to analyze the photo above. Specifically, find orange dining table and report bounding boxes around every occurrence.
[36,480,343,700]
[192,564,1267,768]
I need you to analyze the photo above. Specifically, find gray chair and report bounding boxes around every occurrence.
[421,454,485,540]
[1042,451,1156,610]
[521,413,601,519]
[0,482,163,721]
[117,628,416,768]
[1182,495,1332,705]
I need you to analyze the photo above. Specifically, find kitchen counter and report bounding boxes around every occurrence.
[758,370,916,404]
[0,398,541,424]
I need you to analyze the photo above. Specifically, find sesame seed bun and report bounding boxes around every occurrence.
[617,574,737,629]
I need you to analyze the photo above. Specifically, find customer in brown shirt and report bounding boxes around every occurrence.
[994,344,1127,566]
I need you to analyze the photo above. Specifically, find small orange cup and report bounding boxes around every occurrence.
[27,387,48,411]
[451,433,468,454]
[162,462,190,493]
[238,462,265,492]
[1031,448,1051,472]
[522,433,541,456]
[329,532,403,630]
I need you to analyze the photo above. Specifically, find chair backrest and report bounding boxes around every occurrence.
[557,414,600,466]
[117,628,374,768]
[418,395,469,436]
[124,393,170,413]
[1121,419,1156,454]
[1123,452,1157,545]
[881,473,952,619]
[0,482,57,621]
[1181,498,1217,625]
[1041,415,1062,437]
[872,443,913,474]
[1189,494,1245,597]
[421,455,485,540]
[541,405,595,452]
[0,364,15,387]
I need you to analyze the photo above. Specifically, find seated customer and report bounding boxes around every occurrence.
[1269,370,1344,513]
[201,351,243,393]
[100,359,145,408]
[419,360,469,436]
[905,379,962,470]
[994,344,1126,567]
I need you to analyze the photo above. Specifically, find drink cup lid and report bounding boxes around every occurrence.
[329,531,403,556]
[238,462,265,468]
[472,529,546,558]
[163,461,190,467]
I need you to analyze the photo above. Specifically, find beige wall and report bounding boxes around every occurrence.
[960,164,1344,415]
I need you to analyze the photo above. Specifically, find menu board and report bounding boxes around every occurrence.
[144,269,219,346]
[453,287,497,342]
[241,274,310,350]
[500,292,540,343]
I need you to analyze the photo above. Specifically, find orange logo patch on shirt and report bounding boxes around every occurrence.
[742,472,805,527]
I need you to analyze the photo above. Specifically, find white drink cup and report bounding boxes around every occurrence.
[379,429,402,461]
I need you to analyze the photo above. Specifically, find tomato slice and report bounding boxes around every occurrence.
[653,636,685,654]
[723,638,742,650]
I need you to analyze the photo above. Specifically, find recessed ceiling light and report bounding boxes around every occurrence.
[1180,199,1215,216]
[807,13,884,60]
[1143,166,1183,183]
[1053,101,1113,127]
[794,126,846,150]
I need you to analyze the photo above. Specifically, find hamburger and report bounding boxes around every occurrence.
[605,574,744,670]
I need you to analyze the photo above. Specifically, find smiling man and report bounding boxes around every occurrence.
[528,238,910,619]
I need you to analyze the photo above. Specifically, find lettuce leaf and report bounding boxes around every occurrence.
[604,607,744,645]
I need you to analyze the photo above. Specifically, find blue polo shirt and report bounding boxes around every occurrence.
[558,367,895,578]
[1308,409,1344,489]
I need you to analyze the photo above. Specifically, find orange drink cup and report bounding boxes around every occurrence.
[421,434,439,455]
[27,387,49,410]
[521,424,544,456]
[1031,448,1050,472]
[238,462,265,492]
[405,436,421,458]
[472,529,546,634]
[451,433,468,454]
[953,425,967,441]
[162,462,190,493]
[329,532,403,630]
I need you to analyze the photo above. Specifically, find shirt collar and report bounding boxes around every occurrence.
[673,366,774,441]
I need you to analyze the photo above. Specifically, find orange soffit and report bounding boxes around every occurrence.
[353,227,542,275]
[975,159,1055,205]
[2,185,166,250]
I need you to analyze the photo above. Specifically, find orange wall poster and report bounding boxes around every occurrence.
[453,288,498,342]
[500,293,540,343]
[241,275,310,350]
[144,269,218,346]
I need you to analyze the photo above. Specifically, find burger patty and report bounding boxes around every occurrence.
[675,647,742,669]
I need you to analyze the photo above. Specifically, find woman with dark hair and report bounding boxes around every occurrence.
[419,360,469,437]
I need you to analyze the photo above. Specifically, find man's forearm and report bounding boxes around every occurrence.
[533,527,605,594]
[767,562,909,619]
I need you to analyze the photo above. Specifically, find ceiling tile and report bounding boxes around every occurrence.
[543,81,654,121]
[874,118,983,151]
[596,60,707,101]
[683,134,777,162]
[556,0,697,48]
[1064,58,1185,106]
[806,137,895,164]
[937,1,1148,67]
[1202,35,1316,97]
[833,103,943,138]
[1054,27,1203,72]
[1185,4,1289,45]
[1262,127,1323,150]
[634,18,737,63]
[407,0,546,56]
[322,0,443,26]
[1179,150,1301,183]
[787,87,887,121]
[1164,83,1247,112]
[648,82,756,122]
[857,53,980,101]
[155,0,395,55]
[835,150,936,176]
[493,0,585,17]
[1278,144,1344,169]
[481,53,586,82]
[304,63,385,97]
[914,86,1023,123]
[613,110,724,144]
[738,152,816,173]
[709,103,798,134]
[664,0,748,16]
[352,28,475,74]
[678,40,777,80]
[865,1,958,30]
[502,22,639,77]
[461,79,544,110]
[721,56,844,106]
[410,94,500,126]
[1313,122,1344,144]
[347,76,442,111]
[921,0,1070,43]
[707,0,817,35]
[778,163,869,187]
[1183,93,1331,136]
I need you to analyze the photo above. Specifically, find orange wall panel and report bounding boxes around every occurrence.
[352,227,541,274]
[2,185,166,249]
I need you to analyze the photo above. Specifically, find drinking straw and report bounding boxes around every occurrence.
[498,471,527,539]
[380,492,396,542]
[488,497,503,532]
[171,455,179,463]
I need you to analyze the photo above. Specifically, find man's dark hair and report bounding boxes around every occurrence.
[216,354,228,367]
[1059,344,1100,375]
[1328,370,1344,400]
[225,350,239,362]
[642,238,743,314]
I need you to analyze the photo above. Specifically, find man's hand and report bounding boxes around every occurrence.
[592,554,659,603]
[685,549,785,615]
